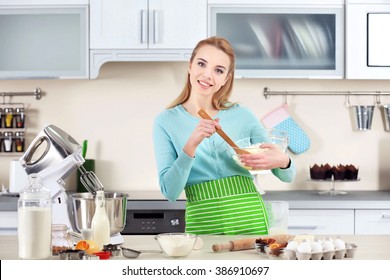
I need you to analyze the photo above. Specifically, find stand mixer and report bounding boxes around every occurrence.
[19,124,102,228]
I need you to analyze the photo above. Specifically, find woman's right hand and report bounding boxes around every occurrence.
[183,118,220,157]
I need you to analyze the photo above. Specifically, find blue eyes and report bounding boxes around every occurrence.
[197,61,225,75]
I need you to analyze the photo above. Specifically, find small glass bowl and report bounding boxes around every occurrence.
[155,233,197,257]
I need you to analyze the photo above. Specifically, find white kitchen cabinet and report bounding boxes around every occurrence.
[288,209,355,235]
[355,210,390,234]
[346,0,390,79]
[89,0,207,78]
[0,5,89,79]
[209,0,344,78]
[0,211,17,236]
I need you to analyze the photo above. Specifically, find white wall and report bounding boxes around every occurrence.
[1,61,390,194]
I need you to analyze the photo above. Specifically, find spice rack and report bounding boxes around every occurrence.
[0,88,42,156]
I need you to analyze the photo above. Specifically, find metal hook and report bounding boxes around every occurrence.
[375,92,382,108]
[345,92,351,107]
[283,92,288,105]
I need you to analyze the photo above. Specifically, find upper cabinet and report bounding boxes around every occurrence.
[208,0,344,79]
[346,0,390,79]
[89,0,207,78]
[0,4,89,79]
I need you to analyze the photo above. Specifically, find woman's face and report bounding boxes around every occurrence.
[188,45,231,97]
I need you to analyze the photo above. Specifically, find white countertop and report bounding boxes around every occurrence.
[1,234,390,260]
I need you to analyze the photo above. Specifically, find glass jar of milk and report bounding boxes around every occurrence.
[18,174,52,259]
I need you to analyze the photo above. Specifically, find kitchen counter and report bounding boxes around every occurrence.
[1,190,390,211]
[0,234,389,260]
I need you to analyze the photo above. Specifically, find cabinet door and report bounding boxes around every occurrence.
[288,209,355,235]
[148,0,207,49]
[0,211,18,235]
[90,0,148,49]
[346,2,390,79]
[355,210,390,234]
[209,4,344,78]
[90,0,207,50]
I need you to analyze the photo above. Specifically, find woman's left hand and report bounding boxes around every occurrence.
[239,143,290,170]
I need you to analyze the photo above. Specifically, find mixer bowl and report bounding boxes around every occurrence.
[68,192,128,236]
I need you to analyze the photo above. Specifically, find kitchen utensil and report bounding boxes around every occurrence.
[155,233,198,257]
[198,109,250,155]
[265,201,289,235]
[121,246,162,259]
[78,165,104,195]
[82,140,88,158]
[212,235,293,252]
[351,105,374,130]
[68,192,128,236]
[380,104,390,132]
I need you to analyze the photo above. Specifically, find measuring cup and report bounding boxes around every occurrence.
[121,246,162,258]
[265,201,289,235]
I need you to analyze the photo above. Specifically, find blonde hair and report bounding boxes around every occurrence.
[167,36,236,110]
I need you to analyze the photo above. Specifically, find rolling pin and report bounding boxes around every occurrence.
[212,238,257,252]
[212,235,294,252]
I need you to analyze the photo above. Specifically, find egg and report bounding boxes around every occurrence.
[296,241,312,253]
[322,240,335,252]
[286,240,299,251]
[333,238,346,250]
[311,241,323,253]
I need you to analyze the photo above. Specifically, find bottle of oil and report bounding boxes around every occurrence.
[91,190,110,251]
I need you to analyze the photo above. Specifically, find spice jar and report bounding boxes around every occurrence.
[15,131,25,152]
[18,174,52,259]
[2,131,13,152]
[4,108,14,128]
[0,108,3,128]
[52,224,73,255]
[15,107,25,128]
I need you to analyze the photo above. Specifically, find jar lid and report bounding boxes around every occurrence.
[16,107,25,113]
[4,131,13,137]
[19,173,50,200]
[4,108,14,113]
[15,131,24,137]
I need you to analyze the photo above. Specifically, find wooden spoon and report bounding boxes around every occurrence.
[198,109,250,155]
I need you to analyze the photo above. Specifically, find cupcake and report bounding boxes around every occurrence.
[310,164,333,180]
[345,164,359,180]
[332,164,346,180]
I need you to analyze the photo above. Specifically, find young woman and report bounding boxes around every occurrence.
[153,36,296,235]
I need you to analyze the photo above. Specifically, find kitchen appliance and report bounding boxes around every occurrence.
[69,192,128,236]
[19,124,98,228]
[9,159,28,193]
[122,195,186,235]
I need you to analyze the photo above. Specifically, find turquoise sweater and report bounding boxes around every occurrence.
[153,104,296,201]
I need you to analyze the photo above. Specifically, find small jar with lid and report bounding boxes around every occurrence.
[4,108,14,128]
[2,131,13,152]
[15,131,25,152]
[0,108,3,128]
[15,107,25,128]
[51,224,74,255]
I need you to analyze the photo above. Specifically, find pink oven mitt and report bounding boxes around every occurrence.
[261,104,310,154]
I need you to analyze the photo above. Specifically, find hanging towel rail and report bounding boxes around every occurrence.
[263,87,390,99]
[1,88,42,100]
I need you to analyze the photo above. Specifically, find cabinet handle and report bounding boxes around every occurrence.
[153,10,159,44]
[382,214,390,219]
[140,10,148,44]
[288,225,318,230]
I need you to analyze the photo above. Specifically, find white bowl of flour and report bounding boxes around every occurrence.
[155,233,198,257]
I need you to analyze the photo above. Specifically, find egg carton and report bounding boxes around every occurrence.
[285,243,358,260]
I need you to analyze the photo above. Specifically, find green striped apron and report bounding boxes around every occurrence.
[184,176,269,235]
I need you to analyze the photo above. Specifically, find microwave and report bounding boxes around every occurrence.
[346,0,390,79]
[209,1,344,79]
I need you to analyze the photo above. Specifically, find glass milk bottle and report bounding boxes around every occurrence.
[18,174,52,259]
[91,190,110,251]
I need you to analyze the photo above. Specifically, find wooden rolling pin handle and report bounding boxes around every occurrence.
[212,241,234,252]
